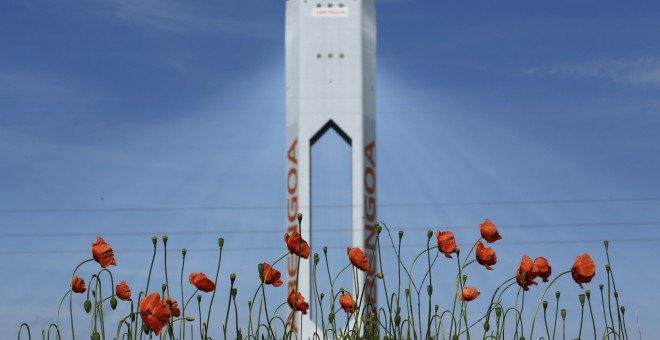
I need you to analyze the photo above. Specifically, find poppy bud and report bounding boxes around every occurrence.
[328,312,334,323]
[599,283,604,291]
[394,314,401,326]
[230,273,236,283]
[110,296,118,310]
[543,301,548,310]
[92,289,96,297]
[339,287,345,293]
[84,300,92,313]
[604,240,609,250]
[218,238,224,248]
[151,236,157,245]
[399,230,404,239]
[555,291,561,299]
[320,293,324,300]
[585,290,591,299]
[143,324,150,334]
[435,304,439,313]
[297,213,303,223]
[182,248,187,257]
[452,335,459,340]
[561,309,566,320]
[161,284,167,294]
[605,264,611,272]
[620,306,625,314]
[247,301,251,308]
[375,222,381,235]
[519,337,525,340]
[197,294,202,302]
[377,272,384,279]
[484,322,490,332]
[162,235,168,245]
[427,285,433,296]
[462,275,467,285]
[186,315,195,321]
[314,253,319,264]
[384,337,389,340]
[614,291,618,299]
[579,294,585,306]
[405,288,410,297]
[427,230,433,240]
[257,263,264,276]
[495,306,502,318]
[455,247,460,255]
[231,288,237,297]
[91,332,100,340]
[323,246,328,254]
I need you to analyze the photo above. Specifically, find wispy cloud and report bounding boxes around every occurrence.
[95,0,278,39]
[551,57,660,89]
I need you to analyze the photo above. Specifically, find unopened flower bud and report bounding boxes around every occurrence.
[555,291,561,299]
[339,287,345,293]
[599,283,604,291]
[151,236,157,245]
[543,300,548,310]
[375,222,382,235]
[377,272,384,279]
[323,246,328,254]
[257,263,264,276]
[91,332,100,340]
[484,322,490,332]
[495,306,502,318]
[314,253,319,264]
[605,264,611,272]
[455,247,460,255]
[561,309,566,320]
[328,312,334,323]
[231,288,237,297]
[604,240,609,250]
[399,230,404,240]
[405,288,410,297]
[435,304,439,313]
[394,314,401,326]
[519,337,525,340]
[620,306,625,314]
[162,235,168,245]
[585,290,591,299]
[452,335,458,340]
[143,325,150,334]
[579,294,585,306]
[230,273,236,283]
[110,296,118,310]
[462,275,467,285]
[92,289,96,297]
[297,213,303,223]
[614,291,619,299]
[182,248,187,257]
[427,285,433,296]
[427,230,433,240]
[320,293,324,300]
[84,300,92,313]
[218,238,224,248]
[185,315,195,321]
[197,294,202,302]
[161,284,167,293]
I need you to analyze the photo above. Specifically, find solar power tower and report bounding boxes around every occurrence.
[284,0,377,336]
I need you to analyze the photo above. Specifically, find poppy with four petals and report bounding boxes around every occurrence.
[260,263,283,287]
[116,280,131,301]
[480,219,502,243]
[436,230,457,259]
[339,292,355,313]
[475,241,497,270]
[534,257,552,282]
[458,287,480,301]
[71,276,86,293]
[287,290,310,315]
[347,247,369,272]
[92,237,116,268]
[572,253,596,288]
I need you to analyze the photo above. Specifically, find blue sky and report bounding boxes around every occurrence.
[2,0,660,338]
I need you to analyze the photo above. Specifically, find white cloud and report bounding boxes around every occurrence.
[551,57,660,89]
[95,0,278,39]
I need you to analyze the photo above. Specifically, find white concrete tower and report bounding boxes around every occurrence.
[284,0,377,337]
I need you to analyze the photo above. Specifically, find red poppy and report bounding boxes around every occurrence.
[139,293,171,336]
[475,241,497,270]
[347,247,369,272]
[71,276,86,293]
[116,280,131,301]
[189,272,216,292]
[339,292,355,313]
[534,257,552,282]
[92,237,116,268]
[260,263,283,287]
[436,230,457,258]
[284,231,311,259]
[163,296,180,317]
[287,290,309,315]
[458,287,480,301]
[516,255,540,291]
[480,218,502,243]
[572,253,596,288]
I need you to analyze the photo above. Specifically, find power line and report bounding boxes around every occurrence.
[0,197,659,214]
[0,221,658,238]
[0,237,658,256]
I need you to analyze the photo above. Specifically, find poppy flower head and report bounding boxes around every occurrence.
[260,263,283,287]
[436,230,457,259]
[458,287,480,302]
[572,253,596,288]
[189,272,216,292]
[139,293,171,336]
[116,280,131,301]
[71,276,86,293]
[475,241,497,270]
[347,247,369,272]
[534,257,552,282]
[287,290,310,315]
[339,292,355,313]
[516,255,540,291]
[480,218,502,243]
[92,237,116,268]
[163,297,180,317]
[284,231,311,259]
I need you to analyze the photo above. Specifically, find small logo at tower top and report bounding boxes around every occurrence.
[313,7,349,18]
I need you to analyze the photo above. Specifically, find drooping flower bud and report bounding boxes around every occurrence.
[84,300,92,313]
[110,296,118,310]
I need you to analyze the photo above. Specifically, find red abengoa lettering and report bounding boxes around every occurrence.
[363,141,377,306]
[286,138,299,332]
